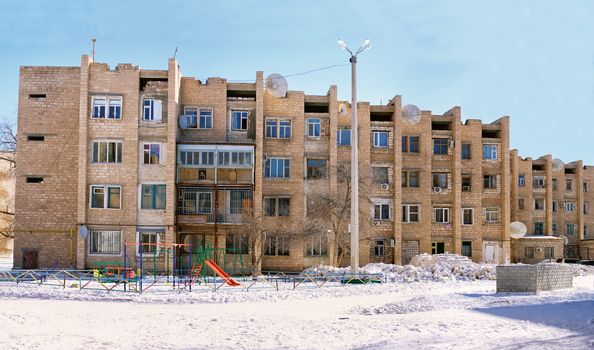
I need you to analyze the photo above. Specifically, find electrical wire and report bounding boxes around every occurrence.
[226,62,349,82]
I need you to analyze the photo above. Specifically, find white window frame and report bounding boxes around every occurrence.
[373,199,392,221]
[584,202,589,215]
[518,175,525,187]
[305,235,328,257]
[307,118,321,137]
[402,204,420,223]
[264,157,290,178]
[485,207,499,223]
[533,176,545,188]
[434,207,450,224]
[89,229,122,256]
[265,118,292,139]
[483,144,497,160]
[373,131,389,148]
[89,185,121,210]
[136,230,164,257]
[566,223,575,235]
[565,202,575,212]
[91,140,122,164]
[91,95,122,119]
[142,98,162,122]
[534,198,545,210]
[231,110,249,131]
[142,143,161,165]
[462,208,474,225]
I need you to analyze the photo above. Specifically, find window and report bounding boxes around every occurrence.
[518,198,525,210]
[544,247,554,259]
[372,167,389,184]
[402,204,420,223]
[552,178,558,190]
[143,98,162,121]
[584,225,589,238]
[431,242,445,254]
[525,247,534,259]
[198,109,213,129]
[534,198,545,210]
[90,185,121,209]
[433,138,448,155]
[565,202,574,212]
[518,175,525,187]
[462,175,471,192]
[184,107,198,128]
[305,236,328,256]
[264,197,291,217]
[197,192,212,214]
[462,208,473,225]
[483,175,497,190]
[265,118,291,139]
[402,171,419,188]
[307,118,321,137]
[92,96,122,119]
[231,110,249,130]
[584,203,589,215]
[27,135,45,141]
[533,222,544,235]
[552,200,558,213]
[552,223,558,234]
[432,173,448,189]
[409,136,419,153]
[179,150,216,166]
[336,129,351,146]
[373,202,391,221]
[584,182,589,193]
[226,234,248,254]
[461,143,471,160]
[533,176,545,188]
[485,207,499,223]
[401,136,407,152]
[306,159,327,179]
[434,208,450,223]
[461,241,472,257]
[566,223,575,235]
[215,151,252,167]
[91,141,122,164]
[183,107,212,129]
[373,131,389,148]
[264,158,290,178]
[483,144,497,160]
[374,240,386,257]
[26,176,43,183]
[141,184,166,210]
[143,143,160,165]
[138,231,163,254]
[566,179,573,191]
[264,236,290,256]
[89,230,121,255]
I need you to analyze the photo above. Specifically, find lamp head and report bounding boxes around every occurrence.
[337,38,348,50]
[361,39,371,52]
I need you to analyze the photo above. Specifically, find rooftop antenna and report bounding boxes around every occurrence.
[91,38,96,61]
[173,46,178,59]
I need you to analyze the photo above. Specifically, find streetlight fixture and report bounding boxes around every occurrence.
[337,38,371,274]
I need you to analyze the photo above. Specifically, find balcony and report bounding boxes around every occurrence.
[177,144,255,185]
[177,166,253,184]
[177,187,253,224]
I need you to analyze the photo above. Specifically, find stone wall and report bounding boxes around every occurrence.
[496,264,573,292]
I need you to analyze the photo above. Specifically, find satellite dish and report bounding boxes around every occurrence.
[402,104,421,124]
[79,225,89,239]
[559,234,569,245]
[339,103,348,115]
[510,221,527,238]
[179,115,190,129]
[552,158,564,171]
[265,73,288,98]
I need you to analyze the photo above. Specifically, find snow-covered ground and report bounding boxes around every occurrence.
[1,273,593,349]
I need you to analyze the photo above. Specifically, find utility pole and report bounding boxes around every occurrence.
[337,38,371,274]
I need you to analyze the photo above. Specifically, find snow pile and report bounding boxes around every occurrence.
[566,263,594,276]
[303,254,496,282]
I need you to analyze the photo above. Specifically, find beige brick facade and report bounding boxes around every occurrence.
[12,54,593,270]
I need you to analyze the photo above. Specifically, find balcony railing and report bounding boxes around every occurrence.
[177,187,253,224]
[177,166,254,184]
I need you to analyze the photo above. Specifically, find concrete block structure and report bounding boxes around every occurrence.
[11,54,593,270]
[496,264,573,292]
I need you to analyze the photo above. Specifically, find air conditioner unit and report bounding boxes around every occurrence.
[380,183,390,190]
[433,187,442,193]
[372,220,382,226]
[449,139,455,148]
[535,247,543,254]
[462,185,471,192]
[560,203,566,208]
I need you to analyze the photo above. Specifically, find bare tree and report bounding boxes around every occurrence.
[0,119,15,252]
[0,121,16,172]
[305,164,373,267]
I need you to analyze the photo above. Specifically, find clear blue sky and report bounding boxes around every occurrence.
[1,1,593,163]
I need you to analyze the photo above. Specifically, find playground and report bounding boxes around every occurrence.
[0,241,384,294]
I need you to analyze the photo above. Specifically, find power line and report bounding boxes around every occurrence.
[226,62,349,82]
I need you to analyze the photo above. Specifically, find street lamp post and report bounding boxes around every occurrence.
[337,38,371,274]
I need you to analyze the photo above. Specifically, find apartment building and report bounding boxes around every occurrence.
[510,152,594,262]
[16,54,591,271]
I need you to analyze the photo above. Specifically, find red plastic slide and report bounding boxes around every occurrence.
[204,259,240,286]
